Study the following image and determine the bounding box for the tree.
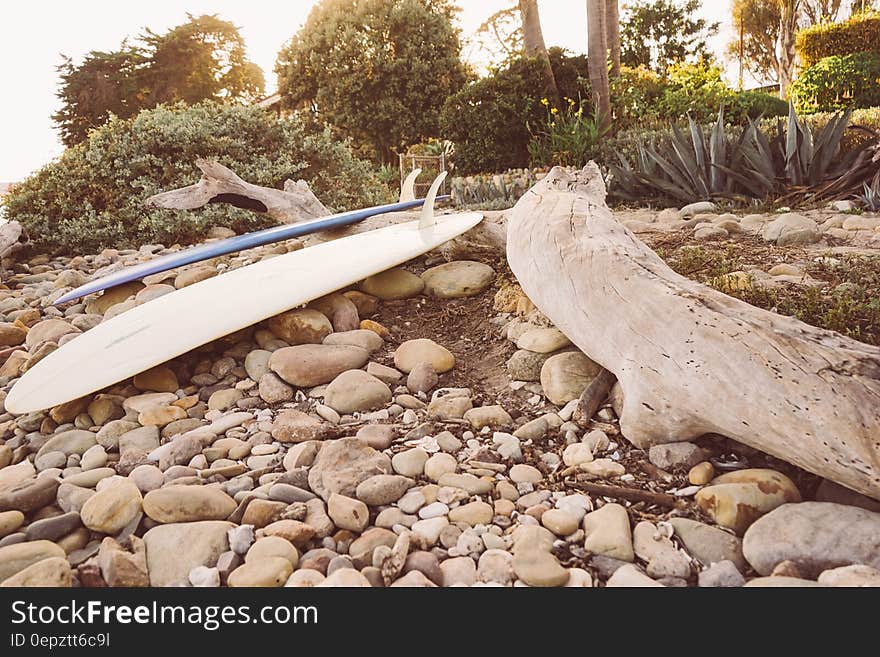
[587,0,612,129]
[53,14,264,146]
[778,0,802,97]
[728,0,859,90]
[470,6,522,65]
[620,0,719,74]
[276,0,467,163]
[606,1,621,77]
[138,14,264,107]
[53,48,146,147]
[519,0,560,105]
[728,0,782,85]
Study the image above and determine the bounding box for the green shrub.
[791,52,880,114]
[440,48,589,174]
[796,11,880,68]
[611,62,786,130]
[2,102,389,255]
[527,100,609,167]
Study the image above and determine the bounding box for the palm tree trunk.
[605,0,621,78]
[519,0,560,106]
[778,0,800,98]
[587,0,611,129]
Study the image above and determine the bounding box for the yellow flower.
[550,107,558,115]
[541,97,549,106]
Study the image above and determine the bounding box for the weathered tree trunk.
[506,164,880,500]
[586,0,611,130]
[145,159,329,223]
[0,221,24,267]
[777,0,800,97]
[605,0,621,78]
[519,0,560,107]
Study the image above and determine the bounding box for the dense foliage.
[620,0,719,74]
[790,51,880,113]
[275,0,467,163]
[53,14,264,146]
[611,62,787,128]
[796,10,880,67]
[3,103,387,255]
[439,49,589,174]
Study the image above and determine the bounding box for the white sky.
[0,1,730,182]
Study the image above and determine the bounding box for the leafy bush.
[527,99,609,167]
[611,62,786,129]
[796,10,880,68]
[790,52,880,114]
[440,49,589,174]
[2,102,389,255]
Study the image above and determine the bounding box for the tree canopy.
[275,0,467,163]
[620,0,719,74]
[53,14,264,146]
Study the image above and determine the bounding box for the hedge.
[796,11,880,68]
[790,51,880,114]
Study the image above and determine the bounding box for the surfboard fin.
[419,171,448,229]
[399,168,421,203]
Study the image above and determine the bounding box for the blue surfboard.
[53,195,447,306]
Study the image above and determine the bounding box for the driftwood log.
[506,164,880,500]
[0,221,24,268]
[145,159,329,222]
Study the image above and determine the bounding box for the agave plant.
[608,109,768,204]
[860,172,880,211]
[607,103,871,206]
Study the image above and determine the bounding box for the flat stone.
[648,442,707,471]
[0,556,71,587]
[324,369,391,414]
[269,344,369,387]
[583,503,633,561]
[506,349,550,382]
[463,405,512,429]
[143,486,236,523]
[540,352,602,405]
[35,429,96,459]
[817,564,880,587]
[606,564,664,587]
[267,308,332,345]
[143,521,233,587]
[743,502,880,577]
[323,329,383,353]
[477,549,513,585]
[0,540,65,585]
[0,510,25,538]
[355,474,414,506]
[271,409,327,443]
[421,260,494,298]
[360,268,424,300]
[80,479,143,534]
[394,339,454,374]
[25,511,81,542]
[355,424,396,450]
[669,517,746,571]
[441,555,477,586]
[0,476,58,513]
[307,438,392,501]
[696,469,801,534]
[698,560,746,587]
[392,448,429,477]
[516,327,571,353]
[228,557,292,587]
[448,501,493,526]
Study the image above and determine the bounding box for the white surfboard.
[6,198,482,414]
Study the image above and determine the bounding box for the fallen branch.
[568,481,681,508]
[507,164,880,500]
[145,159,329,223]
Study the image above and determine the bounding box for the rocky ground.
[0,205,879,588]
